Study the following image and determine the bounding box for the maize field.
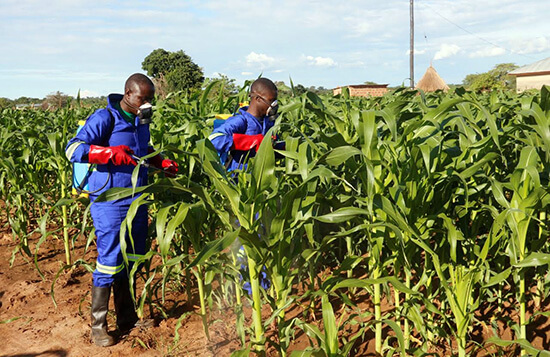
[2,82,550,356]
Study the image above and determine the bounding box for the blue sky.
[1,0,549,99]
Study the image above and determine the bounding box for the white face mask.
[266,100,279,121]
[137,103,153,124]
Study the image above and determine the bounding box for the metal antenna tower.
[410,0,414,88]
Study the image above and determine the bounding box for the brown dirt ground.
[1,213,550,356]
[0,225,244,357]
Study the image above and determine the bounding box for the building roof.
[333,84,388,89]
[510,57,550,76]
[415,65,449,92]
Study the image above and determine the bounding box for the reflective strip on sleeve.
[96,262,125,275]
[208,133,225,141]
[127,253,144,263]
[65,141,86,161]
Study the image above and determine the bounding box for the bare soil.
[0,225,243,357]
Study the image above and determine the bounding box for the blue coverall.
[208,106,275,171]
[66,94,150,288]
[208,106,275,293]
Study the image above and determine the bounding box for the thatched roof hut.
[416,65,449,92]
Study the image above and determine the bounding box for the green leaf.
[329,277,419,296]
[252,127,276,194]
[458,152,500,180]
[383,319,406,356]
[188,229,240,268]
[314,207,369,223]
[322,294,338,356]
[483,267,512,288]
[322,146,362,166]
[514,252,550,268]
[487,337,550,356]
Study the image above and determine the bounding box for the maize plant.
[7,84,550,355]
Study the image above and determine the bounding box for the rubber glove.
[232,133,264,151]
[88,145,136,166]
[148,149,178,176]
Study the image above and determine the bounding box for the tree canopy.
[142,49,204,95]
[44,91,71,110]
[463,63,519,92]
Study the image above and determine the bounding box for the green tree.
[202,74,239,102]
[43,91,71,110]
[463,63,519,92]
[0,97,13,109]
[308,86,331,95]
[293,84,307,96]
[14,97,41,105]
[275,81,292,96]
[80,96,108,108]
[142,49,204,95]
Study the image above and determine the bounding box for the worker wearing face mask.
[65,73,177,346]
[208,77,284,295]
[208,77,283,172]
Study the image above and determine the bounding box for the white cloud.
[306,56,337,67]
[2,0,550,97]
[342,61,365,68]
[245,52,277,70]
[434,44,461,60]
[512,36,550,55]
[79,89,99,98]
[469,47,506,58]
[349,21,372,37]
[406,49,427,55]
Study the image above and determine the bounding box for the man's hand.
[88,145,137,166]
[148,150,178,177]
[159,159,178,176]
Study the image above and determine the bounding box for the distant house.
[415,65,449,92]
[15,103,42,110]
[333,84,388,97]
[509,57,550,92]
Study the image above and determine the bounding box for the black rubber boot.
[113,278,139,334]
[91,285,116,347]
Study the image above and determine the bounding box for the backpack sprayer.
[72,120,104,198]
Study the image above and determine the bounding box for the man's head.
[248,78,278,120]
[121,73,155,121]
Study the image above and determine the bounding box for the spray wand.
[132,155,179,176]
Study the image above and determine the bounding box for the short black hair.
[125,73,154,92]
[251,77,277,96]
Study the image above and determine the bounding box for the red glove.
[159,159,178,176]
[149,151,178,176]
[232,133,264,151]
[88,145,136,166]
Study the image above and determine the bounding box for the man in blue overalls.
[65,73,177,346]
[208,77,280,171]
[208,77,281,294]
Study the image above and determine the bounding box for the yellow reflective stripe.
[65,141,85,161]
[96,262,125,275]
[208,132,225,141]
[127,254,144,262]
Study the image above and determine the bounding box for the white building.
[509,57,550,92]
